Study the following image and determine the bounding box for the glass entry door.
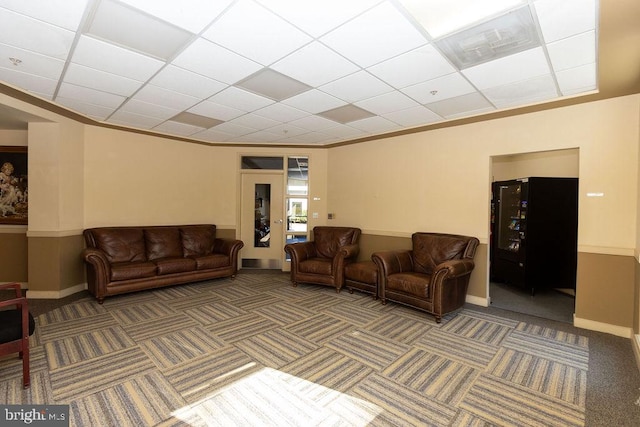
[240,173,284,269]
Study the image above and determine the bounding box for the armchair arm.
[284,241,317,263]
[433,259,476,279]
[371,250,413,276]
[0,282,22,296]
[338,243,360,260]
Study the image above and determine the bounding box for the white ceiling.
[0,0,598,145]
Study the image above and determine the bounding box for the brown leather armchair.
[372,232,479,323]
[284,226,361,292]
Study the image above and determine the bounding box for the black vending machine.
[490,177,578,295]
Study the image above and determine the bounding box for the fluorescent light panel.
[318,104,375,124]
[235,68,312,101]
[170,112,224,128]
[87,0,193,60]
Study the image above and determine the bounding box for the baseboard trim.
[466,294,489,307]
[633,335,640,374]
[573,316,633,338]
[27,282,87,300]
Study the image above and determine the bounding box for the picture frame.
[0,146,28,225]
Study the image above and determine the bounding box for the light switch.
[312,212,318,219]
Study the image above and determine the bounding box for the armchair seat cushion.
[299,258,332,275]
[387,273,431,296]
[154,257,197,275]
[111,261,157,281]
[192,254,229,270]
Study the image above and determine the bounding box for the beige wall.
[492,148,579,181]
[327,94,640,331]
[0,90,639,335]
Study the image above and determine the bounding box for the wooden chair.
[0,282,35,388]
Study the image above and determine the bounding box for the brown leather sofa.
[82,225,243,303]
[372,232,479,323]
[284,226,361,292]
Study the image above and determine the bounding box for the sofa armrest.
[284,241,317,263]
[213,238,244,257]
[371,250,413,277]
[82,248,112,300]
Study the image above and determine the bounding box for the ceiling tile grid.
[0,0,598,145]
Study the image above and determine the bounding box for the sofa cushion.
[145,228,183,260]
[192,254,229,270]
[387,272,431,296]
[412,234,468,274]
[181,225,216,257]
[93,228,146,263]
[299,258,332,275]
[111,261,157,281]
[154,257,197,275]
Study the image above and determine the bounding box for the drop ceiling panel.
[367,44,456,89]
[63,63,143,97]
[253,103,308,122]
[398,0,526,38]
[120,98,181,120]
[0,0,89,30]
[57,82,126,108]
[153,120,205,136]
[547,31,596,72]
[209,86,274,112]
[71,35,164,82]
[55,96,115,120]
[556,63,597,95]
[132,85,200,111]
[202,0,312,66]
[172,38,261,84]
[401,72,477,104]
[320,71,394,103]
[282,89,347,114]
[188,100,244,121]
[425,92,494,119]
[150,66,226,99]
[0,43,64,80]
[462,47,550,90]
[119,0,233,33]
[271,42,360,87]
[483,74,558,108]
[0,0,600,146]
[382,105,442,127]
[107,110,165,129]
[0,7,75,59]
[355,90,420,115]
[534,0,597,43]
[0,67,57,97]
[320,2,428,68]
[256,0,381,38]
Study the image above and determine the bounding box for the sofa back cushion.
[181,225,216,257]
[313,226,361,259]
[145,227,183,260]
[91,228,146,263]
[412,233,470,274]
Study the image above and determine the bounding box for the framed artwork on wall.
[0,146,27,225]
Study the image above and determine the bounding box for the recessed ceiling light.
[235,68,312,101]
[317,104,375,124]
[170,112,224,128]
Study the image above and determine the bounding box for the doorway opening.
[489,149,579,323]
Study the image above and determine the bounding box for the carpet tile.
[0,273,590,426]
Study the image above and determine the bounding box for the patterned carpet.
[0,272,588,426]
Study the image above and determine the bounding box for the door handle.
[273,219,283,224]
